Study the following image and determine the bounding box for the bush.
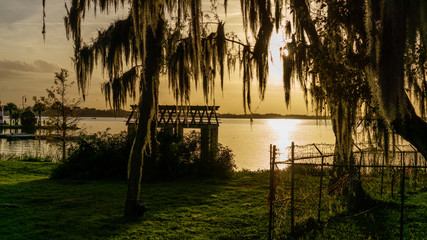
[51,131,132,180]
[157,130,199,178]
[158,130,236,179]
[52,130,235,180]
[213,143,236,177]
[20,108,36,133]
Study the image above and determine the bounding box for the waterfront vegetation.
[1,158,426,239]
[52,131,235,181]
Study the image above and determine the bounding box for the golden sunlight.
[268,118,301,155]
[268,29,286,84]
[269,29,286,61]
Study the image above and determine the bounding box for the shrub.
[52,130,235,180]
[211,143,236,178]
[158,130,236,179]
[51,131,132,180]
[20,108,36,133]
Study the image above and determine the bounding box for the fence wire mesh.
[268,143,427,239]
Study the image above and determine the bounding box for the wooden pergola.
[127,105,220,162]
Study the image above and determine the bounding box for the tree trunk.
[142,113,158,182]
[124,92,154,217]
[374,0,427,159]
[142,79,159,182]
[62,116,66,162]
[289,0,371,206]
[123,18,164,218]
[62,131,66,161]
[330,100,355,175]
[391,95,427,159]
[329,99,370,209]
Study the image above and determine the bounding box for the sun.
[270,28,286,61]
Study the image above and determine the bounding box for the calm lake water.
[0,117,335,170]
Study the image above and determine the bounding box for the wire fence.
[268,143,427,240]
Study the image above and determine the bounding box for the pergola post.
[164,125,174,136]
[176,125,184,139]
[201,126,210,164]
[127,122,137,137]
[209,126,218,162]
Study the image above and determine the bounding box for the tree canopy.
[238,0,427,159]
[42,0,427,215]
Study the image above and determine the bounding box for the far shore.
[218,113,330,120]
[1,111,329,120]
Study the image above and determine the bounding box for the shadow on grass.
[0,171,271,239]
[0,177,228,239]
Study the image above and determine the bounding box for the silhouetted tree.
[237,0,373,205]
[44,69,80,161]
[32,97,46,126]
[237,0,427,206]
[44,0,230,217]
[20,108,37,133]
[10,109,21,126]
[4,103,17,125]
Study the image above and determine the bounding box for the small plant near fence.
[268,143,427,239]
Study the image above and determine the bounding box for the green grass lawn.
[0,160,426,239]
[0,160,270,239]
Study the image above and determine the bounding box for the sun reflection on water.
[268,119,301,162]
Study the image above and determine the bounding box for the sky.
[0,0,312,114]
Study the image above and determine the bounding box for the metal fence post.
[414,152,418,189]
[353,144,362,175]
[268,144,275,240]
[318,156,324,222]
[400,152,405,240]
[391,172,395,199]
[409,145,418,189]
[313,144,324,223]
[381,152,385,197]
[290,142,295,234]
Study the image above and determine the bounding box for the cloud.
[0,59,61,73]
[0,0,40,25]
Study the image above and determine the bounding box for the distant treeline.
[75,107,132,118]
[34,107,131,118]
[2,107,131,118]
[3,105,330,119]
[217,113,330,119]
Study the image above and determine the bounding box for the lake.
[0,117,335,170]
